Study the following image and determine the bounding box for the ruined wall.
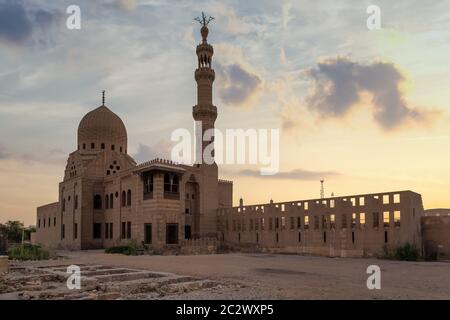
[422,216,450,260]
[218,191,424,258]
[35,202,59,248]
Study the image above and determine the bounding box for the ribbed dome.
[77,105,127,153]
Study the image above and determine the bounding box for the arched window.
[93,194,102,209]
[105,195,109,209]
[111,144,115,151]
[127,189,131,206]
[75,195,78,210]
[121,191,126,207]
[91,143,95,149]
[164,173,171,192]
[101,143,105,149]
[109,193,114,209]
[120,147,123,153]
[172,175,179,193]
[83,143,86,149]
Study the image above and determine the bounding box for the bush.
[7,243,49,261]
[394,243,419,261]
[105,240,143,256]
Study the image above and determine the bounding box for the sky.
[0,0,450,225]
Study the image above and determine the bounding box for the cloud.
[281,1,294,30]
[116,0,137,12]
[0,0,61,46]
[133,140,174,164]
[305,57,435,130]
[236,168,339,180]
[0,0,32,44]
[216,63,262,107]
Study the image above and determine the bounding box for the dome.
[77,105,127,153]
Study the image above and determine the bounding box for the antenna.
[320,180,325,199]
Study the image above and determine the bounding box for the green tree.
[0,221,24,243]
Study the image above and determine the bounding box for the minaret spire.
[102,90,105,106]
[193,12,217,165]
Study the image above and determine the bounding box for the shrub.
[105,240,142,256]
[394,243,419,261]
[7,244,49,261]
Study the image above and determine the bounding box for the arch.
[93,194,102,209]
[121,190,126,207]
[127,189,131,206]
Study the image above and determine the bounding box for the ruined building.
[35,20,429,258]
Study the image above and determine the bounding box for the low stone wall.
[0,256,8,274]
[422,216,450,260]
[180,238,218,255]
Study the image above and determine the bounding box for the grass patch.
[382,243,420,261]
[7,244,49,261]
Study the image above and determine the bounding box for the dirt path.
[22,251,450,299]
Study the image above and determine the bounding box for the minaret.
[193,12,219,238]
[193,12,217,165]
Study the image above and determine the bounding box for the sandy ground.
[17,251,450,300]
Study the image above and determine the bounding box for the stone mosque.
[35,16,440,258]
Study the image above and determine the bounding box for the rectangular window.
[275,218,279,229]
[74,223,78,240]
[269,218,273,230]
[351,213,357,228]
[261,218,265,230]
[54,217,56,226]
[383,211,390,227]
[330,214,335,228]
[281,217,286,230]
[384,230,388,243]
[127,221,131,239]
[144,223,152,244]
[110,223,113,239]
[394,211,401,227]
[61,224,65,239]
[304,202,309,211]
[341,214,347,228]
[360,213,366,227]
[93,223,102,239]
[383,195,390,204]
[330,199,335,208]
[304,216,309,229]
[290,217,295,230]
[105,223,109,239]
[373,212,379,228]
[323,232,326,243]
[121,222,126,239]
[394,194,400,204]
[322,215,327,229]
[297,216,301,229]
[298,232,301,243]
[359,197,365,206]
[255,219,259,231]
[166,223,178,244]
[352,231,355,244]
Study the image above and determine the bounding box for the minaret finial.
[194,12,214,27]
[102,90,105,106]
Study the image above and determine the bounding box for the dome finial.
[102,90,105,106]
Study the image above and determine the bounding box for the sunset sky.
[1,0,450,225]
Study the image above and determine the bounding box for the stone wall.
[422,216,450,260]
[218,191,424,258]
